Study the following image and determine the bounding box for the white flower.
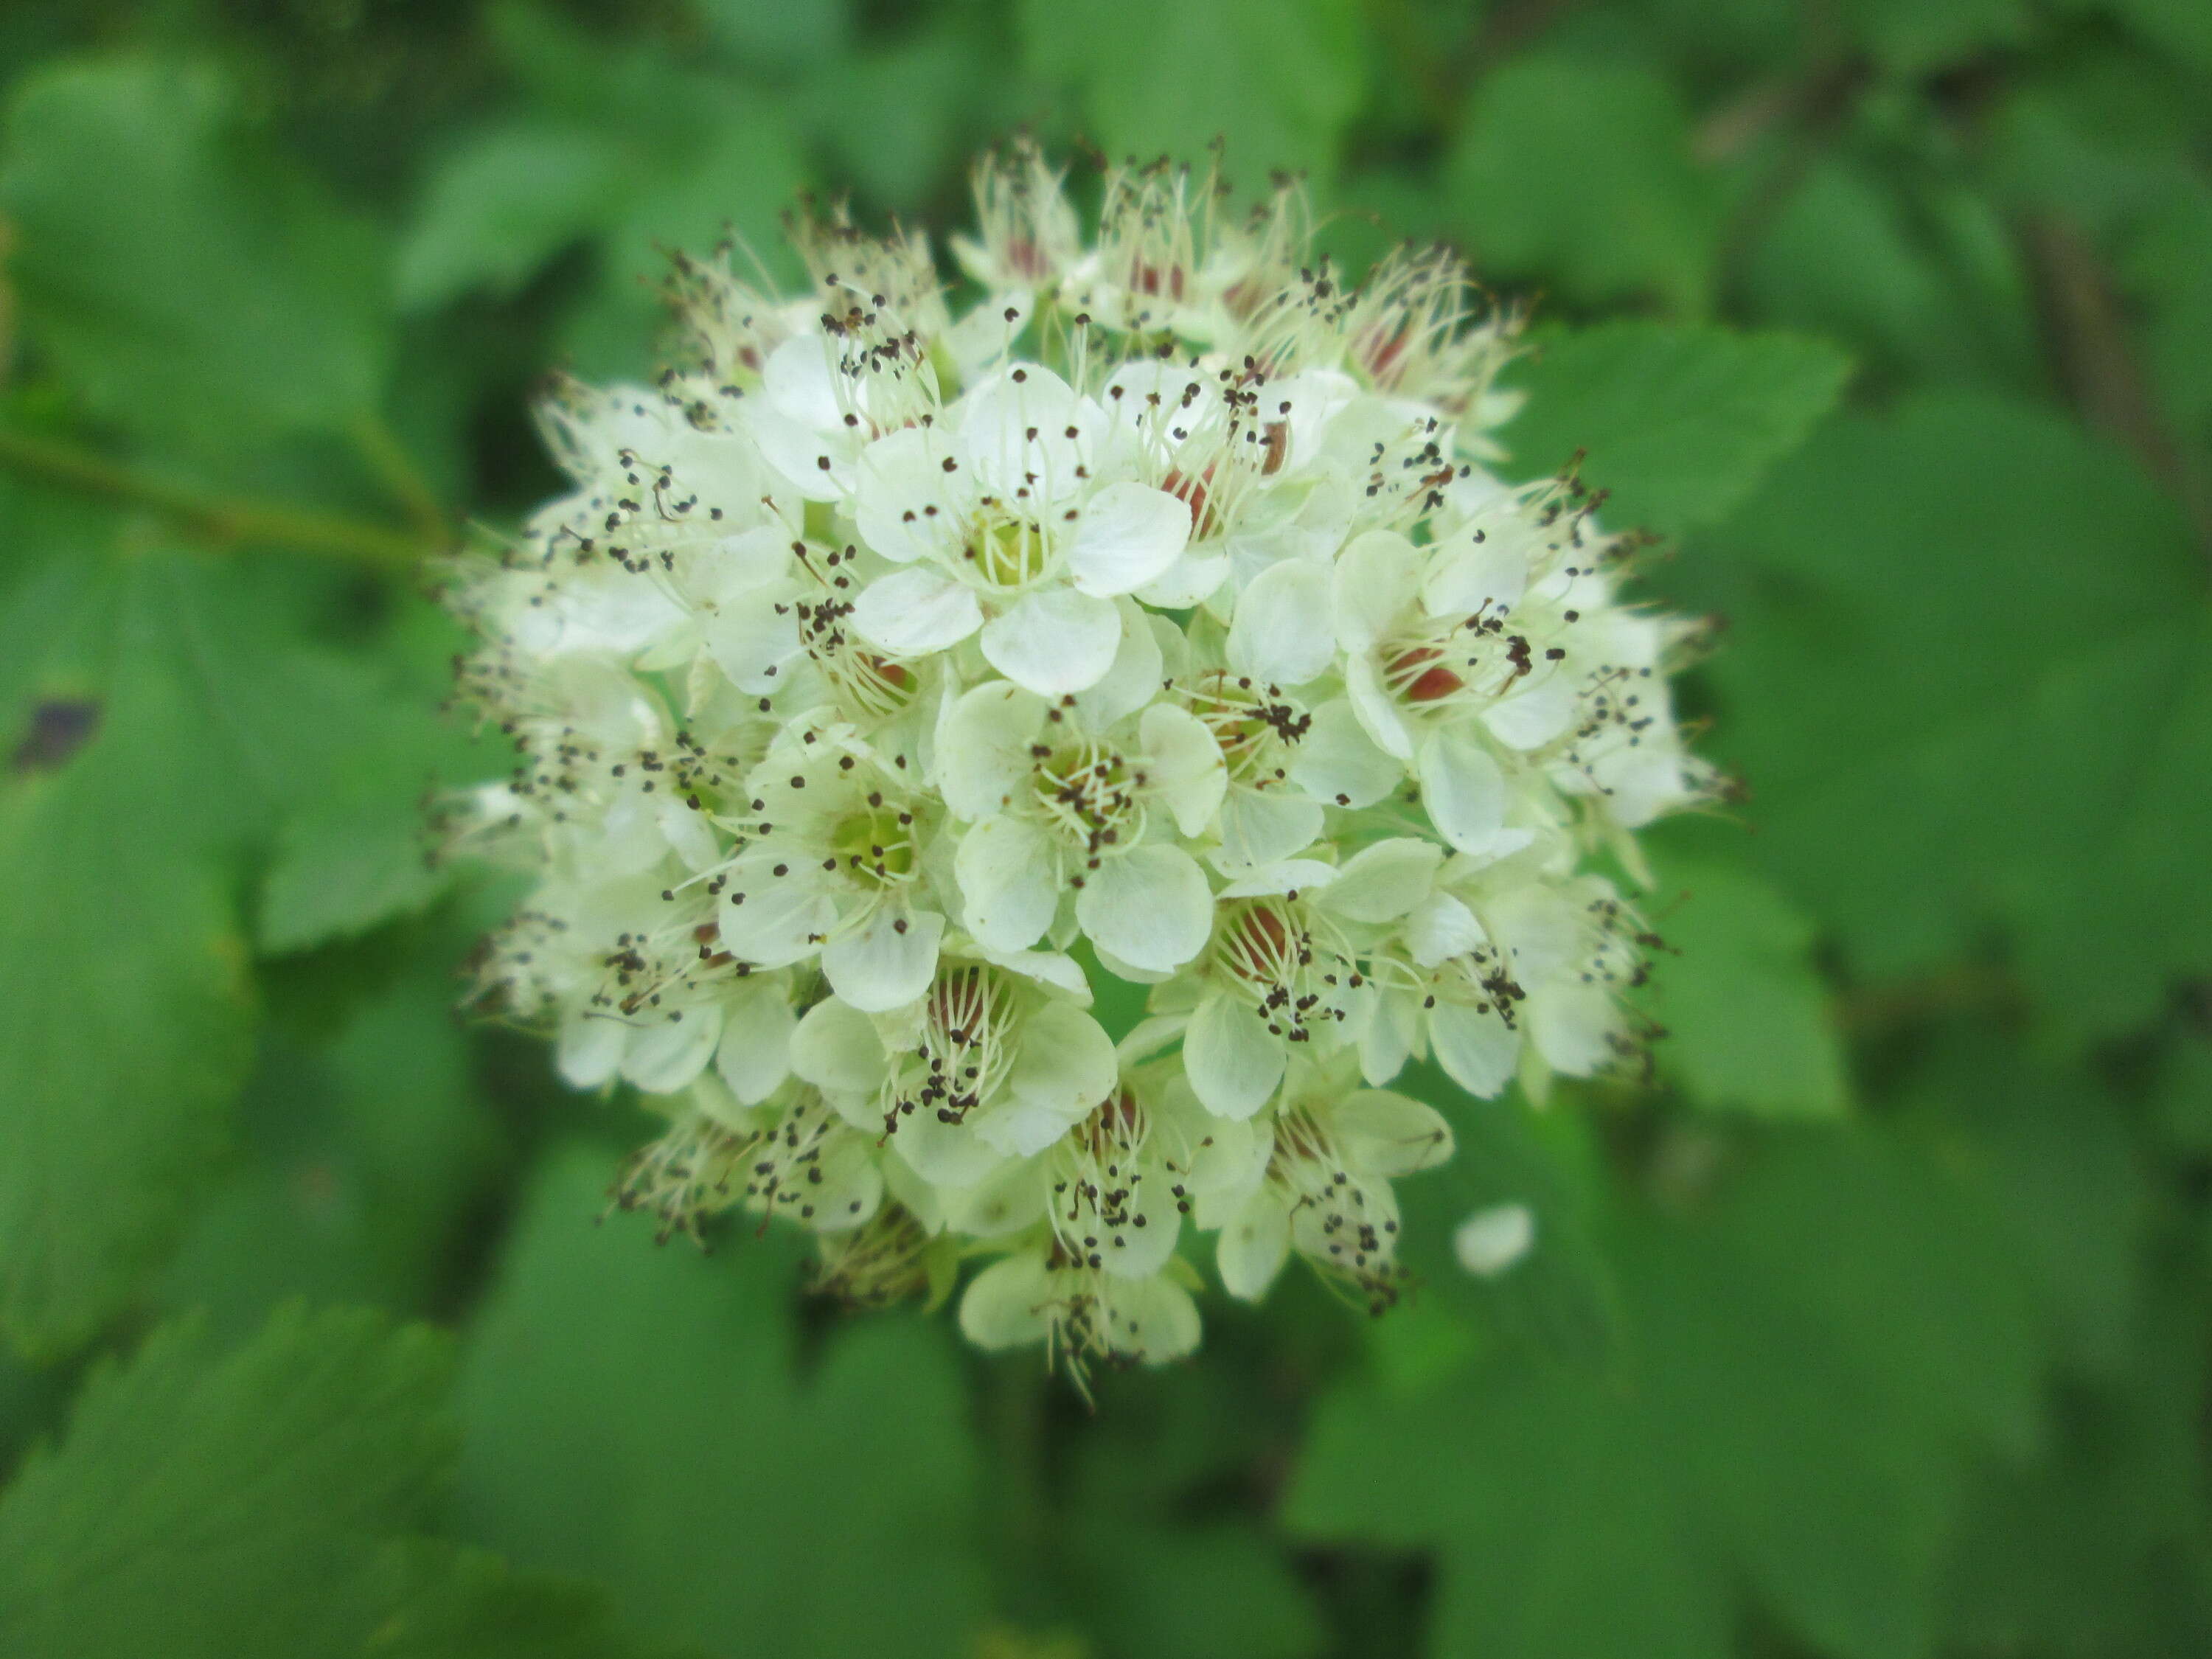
[446,150,1714,1373]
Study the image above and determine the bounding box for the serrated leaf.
[397,122,629,311]
[1639,841,1851,1118]
[1500,322,1851,535]
[1018,0,1366,179]
[0,60,390,441]
[0,1306,451,1656]
[1682,392,2211,1042]
[1287,1125,2056,1659]
[1444,55,1720,315]
[451,1146,987,1659]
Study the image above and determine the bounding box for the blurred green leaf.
[1446,55,1719,316]
[0,1302,675,1657]
[1392,1064,1624,1372]
[1290,1127,2053,1659]
[452,1147,988,1659]
[397,122,629,311]
[1686,392,2211,1041]
[1640,841,1851,1118]
[1500,321,1851,535]
[0,1305,449,1655]
[0,60,391,442]
[0,553,255,1357]
[1840,0,2031,74]
[1019,0,1366,178]
[157,977,503,1338]
[1068,1522,1322,1659]
[693,0,852,71]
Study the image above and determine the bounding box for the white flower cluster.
[447,150,1711,1378]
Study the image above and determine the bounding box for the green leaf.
[1499,321,1851,535]
[1288,1126,2054,1659]
[1638,839,1851,1118]
[0,60,390,442]
[0,1306,451,1655]
[156,976,504,1338]
[0,554,256,1356]
[1444,55,1719,316]
[1683,392,2212,1042]
[0,541,480,1352]
[451,1146,988,1659]
[397,122,629,310]
[1018,0,1367,179]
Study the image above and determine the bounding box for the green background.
[1,1,2209,1655]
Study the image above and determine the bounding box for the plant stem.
[0,426,434,572]
[351,412,451,546]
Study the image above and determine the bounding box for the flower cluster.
[445,150,1712,1379]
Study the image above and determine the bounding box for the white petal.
[1074,597,1165,729]
[936,681,1048,819]
[1431,1000,1522,1098]
[1319,837,1442,922]
[555,1011,627,1089]
[1407,893,1486,967]
[956,365,1086,498]
[720,857,840,966]
[1419,729,1512,855]
[1228,557,1335,686]
[1134,548,1229,608]
[1216,788,1324,869]
[1360,989,1419,1086]
[700,588,801,693]
[959,1251,1057,1349]
[851,567,984,655]
[1484,672,1579,750]
[1099,1272,1200,1362]
[955,817,1061,953]
[1217,858,1339,898]
[1217,1194,1291,1301]
[854,425,960,563]
[1344,651,1414,761]
[890,1107,1009,1187]
[1004,1001,1119,1136]
[1077,846,1214,973]
[1183,992,1285,1120]
[821,904,945,1012]
[1455,1203,1537,1277]
[1330,529,1419,650]
[1528,979,1624,1078]
[1138,703,1228,835]
[1424,534,1528,618]
[980,585,1124,695]
[622,1004,723,1094]
[714,982,796,1104]
[1332,1089,1454,1175]
[1289,699,1404,807]
[1067,481,1192,596]
[942,1158,1051,1237]
[789,995,888,1096]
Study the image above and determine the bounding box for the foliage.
[0,1,2206,1655]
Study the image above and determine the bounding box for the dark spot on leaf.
[11,698,101,775]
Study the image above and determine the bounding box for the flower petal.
[1319,837,1442,922]
[1330,529,1419,650]
[955,816,1062,953]
[1431,999,1522,1097]
[851,566,984,655]
[1216,1194,1291,1301]
[1228,557,1335,686]
[622,1004,723,1095]
[1077,846,1214,972]
[790,995,889,1096]
[1289,699,1404,807]
[1138,703,1228,835]
[855,425,960,563]
[1183,991,1284,1120]
[821,903,945,1012]
[936,680,1048,819]
[980,585,1124,695]
[959,1250,1057,1349]
[1067,481,1192,596]
[1418,729,1512,855]
[1217,787,1324,869]
[714,981,796,1104]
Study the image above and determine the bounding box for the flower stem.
[0,425,434,572]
